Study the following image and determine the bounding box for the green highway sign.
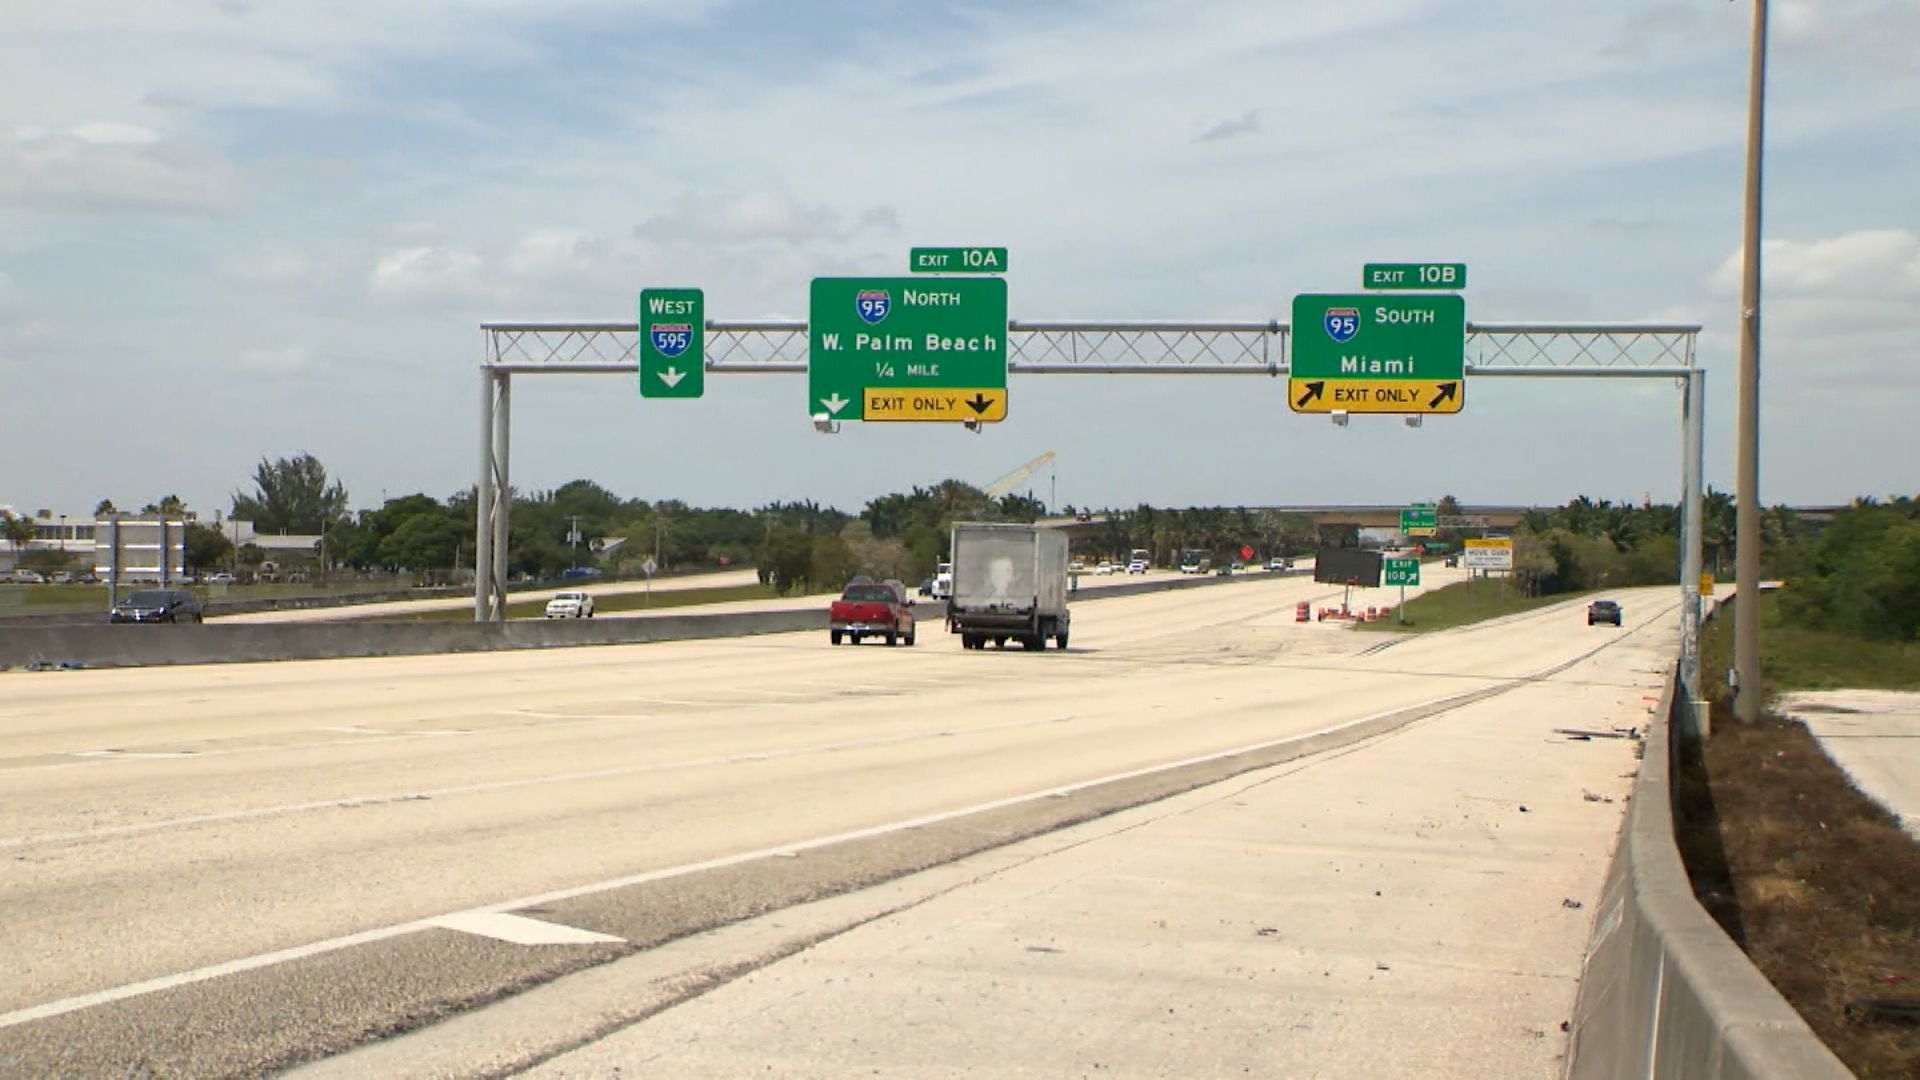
[1364,263,1466,291]
[808,277,1008,423]
[911,247,1008,274]
[639,288,703,399]
[1288,293,1466,415]
[1401,505,1437,532]
[1384,558,1421,587]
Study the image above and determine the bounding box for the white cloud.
[1706,229,1920,389]
[70,121,161,146]
[1195,110,1261,144]
[0,125,236,213]
[501,229,603,279]
[224,251,315,289]
[634,191,899,248]
[369,245,487,302]
[235,346,313,372]
[1710,229,1920,296]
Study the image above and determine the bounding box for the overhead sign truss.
[483,320,1696,375]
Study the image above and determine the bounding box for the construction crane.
[983,451,1055,503]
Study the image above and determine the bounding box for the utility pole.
[567,514,583,568]
[1735,0,1769,723]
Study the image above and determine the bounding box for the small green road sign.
[1289,294,1466,415]
[1363,263,1467,291]
[910,247,1008,274]
[1401,506,1437,532]
[808,277,1008,423]
[1384,558,1421,587]
[640,288,703,399]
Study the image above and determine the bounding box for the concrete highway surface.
[0,570,1676,1076]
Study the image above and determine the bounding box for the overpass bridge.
[1037,505,1533,545]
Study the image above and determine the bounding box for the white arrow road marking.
[820,393,848,414]
[658,367,685,388]
[431,912,625,946]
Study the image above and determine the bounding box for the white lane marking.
[508,710,656,721]
[0,712,1079,852]
[67,751,196,760]
[0,677,1508,1033]
[431,912,624,946]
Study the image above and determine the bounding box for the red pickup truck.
[829,580,916,646]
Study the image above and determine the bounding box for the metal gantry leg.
[475,369,512,622]
[475,368,495,622]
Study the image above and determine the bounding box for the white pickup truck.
[544,590,595,618]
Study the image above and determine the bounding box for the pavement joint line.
[0,668,1539,1035]
[0,711,1088,853]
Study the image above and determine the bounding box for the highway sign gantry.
[808,276,1008,423]
[911,247,1008,274]
[1383,558,1421,587]
[1288,294,1466,415]
[1363,263,1466,291]
[639,288,703,399]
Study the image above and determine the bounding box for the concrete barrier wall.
[0,609,825,671]
[1565,672,1850,1079]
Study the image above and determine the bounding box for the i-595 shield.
[650,323,692,357]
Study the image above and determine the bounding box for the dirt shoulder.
[1676,597,1920,1077]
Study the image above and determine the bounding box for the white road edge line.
[0,677,1506,1033]
[429,913,625,947]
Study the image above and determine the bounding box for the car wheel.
[830,630,842,645]
[1055,632,1068,649]
[885,631,898,647]
[905,630,916,647]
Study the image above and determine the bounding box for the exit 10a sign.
[911,247,1007,274]
[1364,263,1466,291]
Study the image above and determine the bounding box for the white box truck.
[947,522,1071,650]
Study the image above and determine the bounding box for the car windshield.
[554,592,585,601]
[124,591,169,606]
[841,585,894,602]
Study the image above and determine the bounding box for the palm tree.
[2,511,35,559]
[1702,488,1736,576]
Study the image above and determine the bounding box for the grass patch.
[1352,579,1582,633]
[1700,591,1920,692]
[0,579,438,613]
[1673,595,1920,1076]
[376,582,783,622]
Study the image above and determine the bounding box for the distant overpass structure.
[1037,505,1533,542]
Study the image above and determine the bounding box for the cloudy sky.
[2,0,1916,521]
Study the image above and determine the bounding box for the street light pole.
[1734,0,1769,722]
